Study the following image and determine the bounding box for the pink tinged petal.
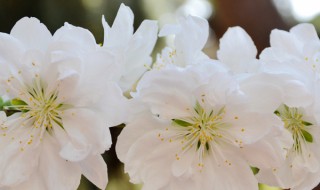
[217,26,258,73]
[116,112,164,162]
[171,149,196,177]
[282,80,313,107]
[79,155,108,190]
[39,135,81,190]
[60,108,111,162]
[205,151,259,190]
[140,157,172,190]
[168,177,198,190]
[9,172,46,190]
[240,76,284,113]
[226,111,280,144]
[140,136,179,189]
[10,17,52,51]
[291,170,320,190]
[124,130,164,183]
[59,142,91,162]
[256,168,288,188]
[100,82,129,126]
[103,3,134,48]
[290,23,319,43]
[241,127,293,169]
[0,130,40,186]
[136,69,197,119]
[56,66,80,103]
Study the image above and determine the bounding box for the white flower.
[116,62,289,190]
[0,17,127,190]
[102,3,158,92]
[154,15,210,69]
[255,24,320,190]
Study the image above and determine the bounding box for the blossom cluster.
[0,3,320,190]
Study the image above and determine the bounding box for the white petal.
[99,82,129,126]
[103,3,133,48]
[0,129,40,186]
[79,155,108,189]
[204,150,259,190]
[0,33,23,65]
[290,23,319,43]
[136,68,197,119]
[39,135,81,190]
[124,130,163,182]
[269,29,302,56]
[242,126,293,169]
[10,17,52,51]
[53,22,96,49]
[217,26,258,73]
[9,172,46,190]
[175,16,209,66]
[119,20,158,91]
[171,149,196,177]
[239,73,284,113]
[60,108,111,161]
[116,112,164,162]
[282,80,313,107]
[159,24,180,37]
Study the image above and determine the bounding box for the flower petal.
[79,155,108,189]
[217,26,258,73]
[103,3,133,48]
[39,135,81,190]
[10,17,52,51]
[60,108,111,161]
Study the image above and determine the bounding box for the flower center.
[5,79,65,134]
[275,104,313,154]
[159,101,232,169]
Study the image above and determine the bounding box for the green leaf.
[301,120,313,126]
[11,98,27,106]
[301,129,313,143]
[172,119,192,127]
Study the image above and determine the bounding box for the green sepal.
[301,120,313,126]
[274,110,280,116]
[172,119,192,127]
[11,98,27,106]
[301,129,313,143]
[251,166,260,175]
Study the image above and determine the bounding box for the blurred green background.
[1,0,320,189]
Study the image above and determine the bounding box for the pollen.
[170,101,228,169]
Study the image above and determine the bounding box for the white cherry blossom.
[0,17,127,190]
[116,62,290,190]
[256,24,320,190]
[102,3,158,93]
[154,15,210,69]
